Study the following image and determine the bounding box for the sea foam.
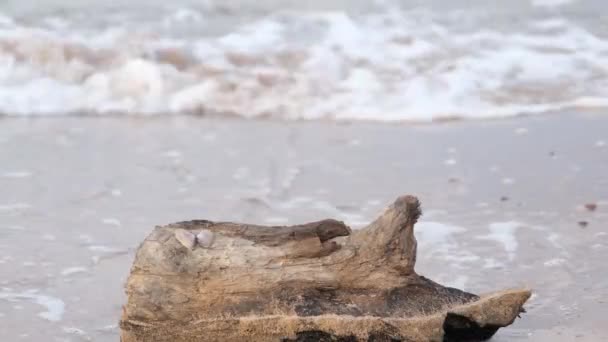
[0,4,607,121]
[0,290,65,322]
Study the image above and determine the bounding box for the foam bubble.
[87,245,124,253]
[477,221,520,261]
[502,178,516,185]
[0,171,32,178]
[444,158,457,166]
[101,218,121,226]
[416,221,466,245]
[415,221,481,266]
[483,258,504,269]
[62,326,89,338]
[0,290,65,322]
[0,203,31,212]
[544,258,567,267]
[60,267,88,276]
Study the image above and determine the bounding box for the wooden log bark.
[120,195,530,342]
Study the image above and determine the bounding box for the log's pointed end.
[352,195,422,275]
[362,195,422,236]
[443,288,532,341]
[391,195,422,225]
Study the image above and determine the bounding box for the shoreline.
[2,108,608,126]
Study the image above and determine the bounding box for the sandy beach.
[1,112,607,341]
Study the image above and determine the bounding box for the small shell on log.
[174,229,196,250]
[196,230,215,248]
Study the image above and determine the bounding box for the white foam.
[544,258,566,267]
[502,178,516,185]
[79,234,94,243]
[0,203,31,211]
[415,221,482,266]
[60,267,88,276]
[546,232,559,245]
[483,258,504,269]
[477,221,520,261]
[0,290,65,322]
[101,218,121,226]
[232,167,251,180]
[87,245,123,253]
[62,326,88,337]
[0,171,32,178]
[531,0,576,8]
[416,221,466,245]
[444,158,457,166]
[97,324,118,332]
[162,150,182,158]
[0,6,607,121]
[42,234,56,241]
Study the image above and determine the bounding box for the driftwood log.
[120,195,530,341]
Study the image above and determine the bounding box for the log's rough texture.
[120,195,531,342]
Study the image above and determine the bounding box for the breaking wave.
[1,3,607,121]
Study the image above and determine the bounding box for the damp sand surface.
[1,112,607,341]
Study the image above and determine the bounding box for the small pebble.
[578,221,589,228]
[584,203,597,212]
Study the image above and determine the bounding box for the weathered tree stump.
[120,195,530,342]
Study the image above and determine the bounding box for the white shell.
[174,229,196,250]
[196,230,215,248]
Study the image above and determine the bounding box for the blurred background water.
[1,0,607,120]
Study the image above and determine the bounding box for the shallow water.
[1,113,607,341]
[1,0,607,120]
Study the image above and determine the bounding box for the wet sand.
[1,113,607,341]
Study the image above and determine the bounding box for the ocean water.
[0,0,607,121]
